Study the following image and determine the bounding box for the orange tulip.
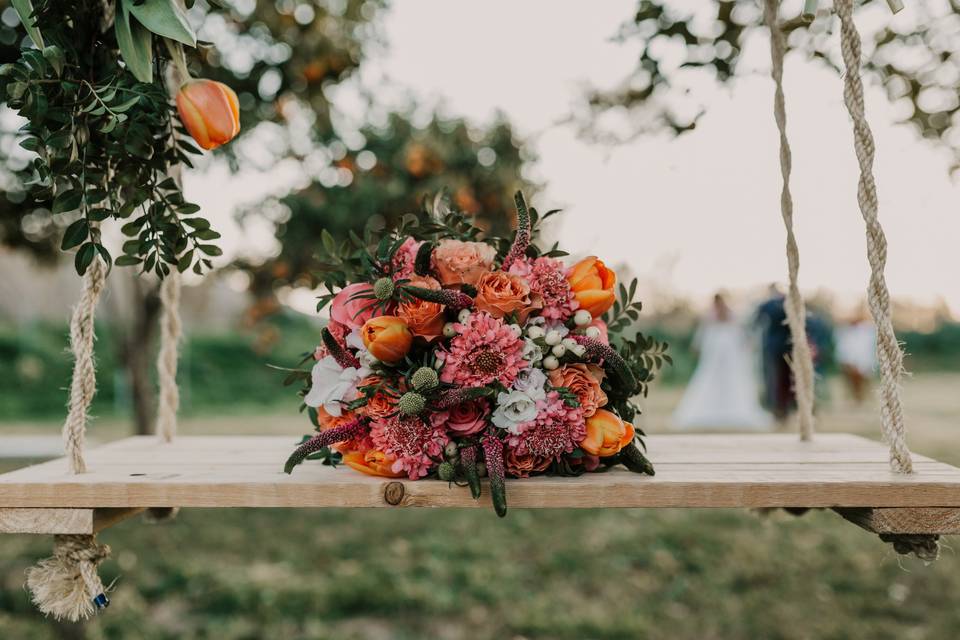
[567,256,616,318]
[579,409,635,457]
[342,449,405,478]
[361,315,413,364]
[175,79,241,150]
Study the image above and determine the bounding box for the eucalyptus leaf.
[127,0,197,47]
[11,0,44,48]
[116,0,154,83]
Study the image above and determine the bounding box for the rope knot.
[26,534,111,621]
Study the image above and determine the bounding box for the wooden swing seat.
[2,433,960,537]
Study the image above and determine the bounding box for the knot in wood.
[383,481,405,506]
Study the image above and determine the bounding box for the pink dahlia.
[440,312,528,387]
[391,236,422,280]
[509,257,578,322]
[370,413,449,479]
[506,390,586,459]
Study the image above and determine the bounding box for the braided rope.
[834,0,912,473]
[156,270,182,443]
[63,258,106,474]
[764,0,817,441]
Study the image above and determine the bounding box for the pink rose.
[444,399,489,436]
[432,239,498,286]
[330,283,378,330]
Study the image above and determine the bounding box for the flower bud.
[542,355,559,370]
[175,79,241,150]
[411,366,439,391]
[398,391,426,415]
[437,461,455,481]
[361,316,413,364]
[373,277,395,300]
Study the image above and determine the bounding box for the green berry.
[411,366,439,391]
[437,461,455,482]
[398,391,426,415]
[373,277,395,301]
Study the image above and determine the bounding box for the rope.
[764,0,817,441]
[156,270,182,443]
[834,0,913,473]
[25,534,111,622]
[63,257,106,474]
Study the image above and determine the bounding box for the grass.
[1,374,959,639]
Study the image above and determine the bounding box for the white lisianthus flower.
[303,355,370,417]
[521,338,544,366]
[512,367,547,400]
[491,389,540,434]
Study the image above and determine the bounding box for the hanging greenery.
[0,0,233,277]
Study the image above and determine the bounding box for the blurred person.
[836,308,876,404]
[672,293,772,430]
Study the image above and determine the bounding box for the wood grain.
[0,507,143,534]
[0,434,958,510]
[834,507,960,535]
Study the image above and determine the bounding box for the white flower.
[492,389,540,434]
[303,355,369,416]
[521,338,544,365]
[513,367,547,400]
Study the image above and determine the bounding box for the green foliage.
[1,0,215,276]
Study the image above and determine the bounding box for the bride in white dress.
[672,294,773,431]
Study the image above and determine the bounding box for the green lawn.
[2,374,959,639]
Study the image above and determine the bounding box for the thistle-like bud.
[571,334,638,392]
[398,391,426,416]
[434,386,490,409]
[501,191,532,270]
[620,441,655,476]
[373,277,395,300]
[437,461,455,481]
[403,285,473,311]
[411,366,439,391]
[284,419,367,474]
[461,445,482,499]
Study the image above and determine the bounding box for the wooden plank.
[0,507,144,534]
[834,507,960,535]
[0,434,958,510]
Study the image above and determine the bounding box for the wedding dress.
[672,313,773,431]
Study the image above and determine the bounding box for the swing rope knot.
[25,534,112,622]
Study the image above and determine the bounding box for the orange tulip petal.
[576,290,616,317]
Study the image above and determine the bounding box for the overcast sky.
[185,0,960,316]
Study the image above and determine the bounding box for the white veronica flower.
[303,355,370,417]
[491,389,540,434]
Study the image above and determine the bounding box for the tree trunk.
[119,277,162,436]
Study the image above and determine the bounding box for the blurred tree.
[581,0,960,170]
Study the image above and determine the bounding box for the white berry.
[542,355,560,370]
[509,324,523,338]
[526,325,546,339]
[574,310,593,326]
[571,344,587,357]
[457,309,471,323]
[551,344,566,357]
[561,337,578,349]
[544,330,562,346]
[443,322,458,338]
[584,326,601,339]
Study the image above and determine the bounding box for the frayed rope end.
[25,534,111,622]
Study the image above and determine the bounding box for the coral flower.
[474,271,539,322]
[432,239,498,286]
[370,414,450,479]
[440,312,528,387]
[506,391,586,460]
[396,276,446,341]
[356,376,399,420]
[342,449,406,478]
[361,316,413,364]
[175,79,240,150]
[567,256,616,318]
[547,364,607,418]
[508,257,578,322]
[580,409,635,457]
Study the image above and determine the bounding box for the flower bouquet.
[282,192,669,516]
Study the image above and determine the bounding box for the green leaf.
[127,0,197,47]
[197,244,222,256]
[52,189,83,214]
[116,0,154,83]
[74,242,96,275]
[60,219,88,250]
[11,0,44,48]
[115,255,141,267]
[41,45,63,75]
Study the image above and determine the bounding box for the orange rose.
[547,363,608,417]
[397,276,446,341]
[432,239,498,286]
[579,409,635,457]
[357,376,399,420]
[504,447,552,478]
[315,406,357,430]
[567,256,616,318]
[176,79,241,150]
[342,449,405,478]
[474,271,539,322]
[361,316,413,364]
